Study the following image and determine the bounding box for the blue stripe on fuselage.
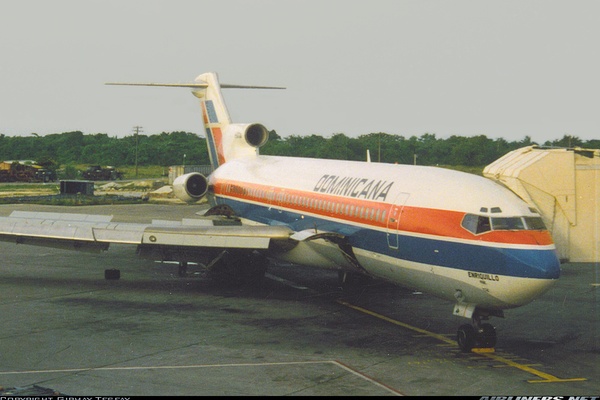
[218,196,561,280]
[205,127,220,170]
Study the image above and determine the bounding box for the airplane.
[0,72,561,352]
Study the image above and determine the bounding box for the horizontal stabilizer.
[105,82,285,90]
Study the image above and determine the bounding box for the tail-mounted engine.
[227,123,269,148]
[245,123,270,148]
[220,123,269,160]
[172,172,209,203]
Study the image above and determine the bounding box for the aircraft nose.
[507,247,561,280]
[501,249,560,307]
[538,249,561,280]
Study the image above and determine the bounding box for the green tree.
[546,135,583,148]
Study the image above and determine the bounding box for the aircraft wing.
[0,211,294,253]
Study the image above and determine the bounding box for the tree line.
[0,131,209,168]
[262,132,600,166]
[0,130,597,171]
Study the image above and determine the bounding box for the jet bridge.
[484,145,600,262]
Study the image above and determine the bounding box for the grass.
[0,183,60,193]
[0,194,146,206]
[111,165,169,179]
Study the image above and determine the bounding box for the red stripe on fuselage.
[214,179,554,246]
[211,127,226,165]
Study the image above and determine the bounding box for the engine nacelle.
[172,172,209,203]
[224,123,270,148]
[243,123,269,148]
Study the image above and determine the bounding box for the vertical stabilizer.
[191,73,231,170]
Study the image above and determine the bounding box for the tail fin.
[106,72,284,169]
[193,72,231,169]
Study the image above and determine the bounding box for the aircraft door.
[386,192,410,249]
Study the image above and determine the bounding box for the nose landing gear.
[457,322,497,352]
[456,311,498,352]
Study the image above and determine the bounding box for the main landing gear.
[456,312,497,352]
[207,250,268,286]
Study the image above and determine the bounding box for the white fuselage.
[207,155,561,312]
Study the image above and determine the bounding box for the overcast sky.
[1,0,598,144]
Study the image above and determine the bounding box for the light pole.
[132,126,143,178]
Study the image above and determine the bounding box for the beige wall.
[572,154,600,262]
[484,146,599,262]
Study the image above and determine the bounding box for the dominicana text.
[313,174,393,201]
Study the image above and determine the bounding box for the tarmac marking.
[470,349,587,383]
[0,360,403,396]
[336,299,456,345]
[336,299,588,384]
[331,360,405,396]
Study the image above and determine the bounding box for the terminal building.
[484,146,599,263]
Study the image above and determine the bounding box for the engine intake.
[172,172,209,203]
[244,123,269,148]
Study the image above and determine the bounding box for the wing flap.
[0,211,294,251]
[9,211,114,223]
[142,225,293,249]
[0,213,147,244]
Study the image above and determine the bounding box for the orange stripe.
[201,102,209,124]
[214,179,554,246]
[214,180,388,229]
[211,127,226,165]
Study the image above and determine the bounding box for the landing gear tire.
[478,323,497,348]
[457,324,477,352]
[457,322,497,352]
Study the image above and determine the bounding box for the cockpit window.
[524,216,546,230]
[461,214,492,234]
[491,217,525,230]
[461,214,547,234]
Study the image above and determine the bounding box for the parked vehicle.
[0,161,57,182]
[81,165,124,181]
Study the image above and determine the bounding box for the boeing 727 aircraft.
[0,72,561,352]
